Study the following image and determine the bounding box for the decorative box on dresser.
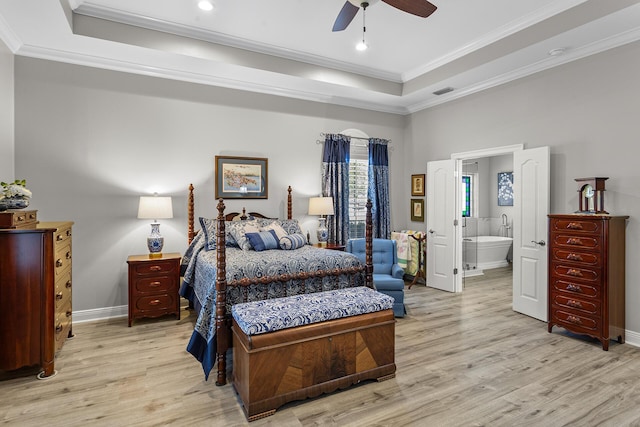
[127,253,181,327]
[0,213,74,378]
[548,214,628,350]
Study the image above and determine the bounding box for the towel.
[391,232,411,269]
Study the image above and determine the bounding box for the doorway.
[426,144,550,321]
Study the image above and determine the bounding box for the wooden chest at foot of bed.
[232,308,396,421]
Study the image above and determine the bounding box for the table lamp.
[308,196,334,246]
[138,194,173,258]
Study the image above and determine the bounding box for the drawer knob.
[17,215,25,222]
[149,281,161,287]
[566,253,583,261]
[56,259,63,267]
[567,315,582,325]
[57,235,63,241]
[66,230,71,237]
[566,299,583,309]
[66,310,72,318]
[55,323,63,333]
[567,222,583,230]
[150,266,162,271]
[566,284,582,293]
[66,251,71,260]
[567,269,583,277]
[149,299,161,306]
[29,213,36,219]
[567,238,583,246]
[66,280,72,288]
[56,292,63,300]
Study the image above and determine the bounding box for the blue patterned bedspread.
[180,234,365,379]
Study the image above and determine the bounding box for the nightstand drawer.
[135,276,175,293]
[132,260,178,276]
[135,294,177,312]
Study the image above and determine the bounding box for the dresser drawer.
[132,260,178,276]
[55,269,73,295]
[0,210,37,228]
[550,233,602,252]
[550,218,602,235]
[551,248,600,266]
[551,293,600,316]
[54,226,72,246]
[55,305,72,352]
[54,242,72,275]
[551,308,600,334]
[134,275,175,293]
[134,294,177,312]
[550,278,600,299]
[551,263,601,284]
[55,284,72,312]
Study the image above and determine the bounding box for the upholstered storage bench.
[231,287,396,421]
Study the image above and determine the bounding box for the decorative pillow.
[261,221,288,240]
[246,230,280,252]
[277,219,303,235]
[279,233,307,250]
[198,217,238,251]
[227,220,260,251]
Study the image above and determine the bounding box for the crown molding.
[401,0,589,82]
[0,12,22,53]
[74,3,403,84]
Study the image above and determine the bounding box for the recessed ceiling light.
[198,1,214,11]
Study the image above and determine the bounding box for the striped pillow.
[279,233,307,250]
[246,230,279,252]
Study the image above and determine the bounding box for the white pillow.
[262,222,288,240]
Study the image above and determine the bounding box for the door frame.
[450,144,524,292]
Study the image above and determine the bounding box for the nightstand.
[313,243,346,251]
[127,253,181,327]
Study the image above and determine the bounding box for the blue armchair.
[346,238,405,317]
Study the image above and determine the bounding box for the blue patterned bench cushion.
[231,287,394,336]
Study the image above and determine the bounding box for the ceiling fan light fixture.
[356,40,368,51]
[355,2,369,51]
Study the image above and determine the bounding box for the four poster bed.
[180,184,374,385]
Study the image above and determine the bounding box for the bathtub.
[463,236,513,271]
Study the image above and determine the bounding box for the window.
[462,175,472,217]
[348,144,368,239]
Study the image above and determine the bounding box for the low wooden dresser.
[127,253,181,326]
[548,214,628,350]
[0,217,74,378]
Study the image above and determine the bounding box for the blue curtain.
[368,138,390,239]
[321,134,350,245]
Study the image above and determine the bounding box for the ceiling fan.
[332,0,437,32]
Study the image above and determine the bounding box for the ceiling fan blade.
[382,0,437,18]
[332,1,360,32]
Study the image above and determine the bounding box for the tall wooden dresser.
[0,212,74,378]
[548,214,628,350]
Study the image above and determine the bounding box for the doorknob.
[429,229,435,234]
[531,240,546,246]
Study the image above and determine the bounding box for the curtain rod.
[316,132,392,146]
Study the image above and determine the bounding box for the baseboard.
[73,305,127,324]
[624,329,640,348]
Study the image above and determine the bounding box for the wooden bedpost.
[188,184,195,244]
[287,186,292,220]
[215,198,228,386]
[365,199,373,289]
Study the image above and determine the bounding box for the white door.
[512,147,550,321]
[426,159,457,292]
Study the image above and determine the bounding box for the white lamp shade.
[308,196,334,216]
[137,196,173,220]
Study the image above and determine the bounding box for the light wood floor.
[2,267,640,426]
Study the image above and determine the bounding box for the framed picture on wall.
[215,155,268,199]
[497,171,513,206]
[411,174,425,196]
[411,198,424,222]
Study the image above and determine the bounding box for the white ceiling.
[1,0,640,114]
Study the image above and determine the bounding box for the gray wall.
[14,57,405,315]
[0,38,13,178]
[406,40,640,338]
